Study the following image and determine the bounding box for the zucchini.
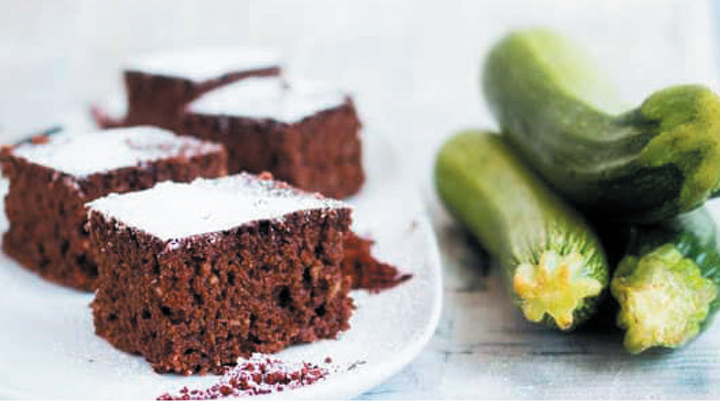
[435,129,609,330]
[482,28,720,223]
[611,207,720,353]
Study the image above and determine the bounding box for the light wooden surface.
[2,0,720,399]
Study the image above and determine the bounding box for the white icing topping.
[12,126,221,177]
[87,173,349,240]
[124,48,281,82]
[187,77,347,123]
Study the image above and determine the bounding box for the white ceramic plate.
[0,125,443,400]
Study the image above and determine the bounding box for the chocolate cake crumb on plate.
[342,232,412,293]
[0,126,226,291]
[86,173,355,375]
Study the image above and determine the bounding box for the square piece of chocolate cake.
[0,126,227,290]
[183,77,364,198]
[115,48,281,131]
[86,173,354,375]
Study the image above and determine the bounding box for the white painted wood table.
[2,0,720,399]
[358,0,720,399]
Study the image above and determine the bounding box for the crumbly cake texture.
[87,173,355,375]
[341,232,412,293]
[183,77,364,198]
[0,127,227,291]
[156,354,329,400]
[100,48,282,131]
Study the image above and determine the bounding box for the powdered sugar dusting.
[156,354,328,400]
[125,48,281,82]
[11,126,222,177]
[188,76,346,123]
[87,173,349,240]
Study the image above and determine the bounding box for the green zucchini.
[482,28,720,223]
[435,129,609,330]
[611,207,720,353]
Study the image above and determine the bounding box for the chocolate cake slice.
[86,173,354,375]
[99,48,281,131]
[0,126,227,291]
[183,77,364,198]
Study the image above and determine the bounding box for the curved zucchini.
[482,28,720,223]
[435,129,609,330]
[611,207,720,353]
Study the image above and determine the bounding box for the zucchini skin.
[435,129,609,330]
[482,28,720,223]
[611,207,720,353]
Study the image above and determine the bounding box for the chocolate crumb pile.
[156,354,328,400]
[342,232,412,293]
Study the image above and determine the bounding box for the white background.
[2,0,720,399]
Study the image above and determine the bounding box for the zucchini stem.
[637,85,720,212]
[611,244,718,353]
[514,250,603,330]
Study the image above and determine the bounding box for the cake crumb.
[156,354,328,400]
[31,135,50,145]
[342,232,412,293]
